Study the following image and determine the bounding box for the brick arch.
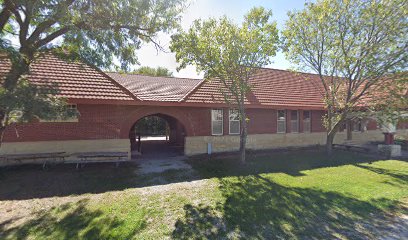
[119,106,194,138]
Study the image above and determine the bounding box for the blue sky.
[137,0,311,78]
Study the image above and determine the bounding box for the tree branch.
[33,27,70,48]
[0,0,15,31]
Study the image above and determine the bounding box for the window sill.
[39,118,79,123]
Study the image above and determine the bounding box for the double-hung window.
[290,110,299,133]
[277,110,286,133]
[229,109,240,134]
[303,111,311,133]
[352,119,362,132]
[211,109,223,135]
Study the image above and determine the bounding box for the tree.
[367,72,408,131]
[282,0,408,155]
[170,7,279,164]
[133,66,173,77]
[0,0,185,146]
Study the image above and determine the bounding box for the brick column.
[286,110,291,133]
[299,110,304,133]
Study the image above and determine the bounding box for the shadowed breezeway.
[129,114,186,160]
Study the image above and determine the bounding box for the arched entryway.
[129,113,186,159]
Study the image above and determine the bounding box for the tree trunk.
[346,120,352,140]
[0,127,5,150]
[0,114,6,151]
[326,131,335,156]
[239,105,247,164]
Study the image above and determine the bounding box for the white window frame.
[303,110,311,133]
[211,109,224,136]
[229,109,240,135]
[290,110,299,133]
[277,110,286,133]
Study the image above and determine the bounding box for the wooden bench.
[66,152,129,169]
[0,152,66,169]
[332,144,371,153]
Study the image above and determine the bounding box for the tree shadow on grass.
[355,164,408,186]
[0,198,147,240]
[0,163,199,200]
[173,174,406,239]
[0,150,390,201]
[187,149,380,179]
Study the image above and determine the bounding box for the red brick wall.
[397,120,408,129]
[7,104,380,143]
[3,104,212,142]
[246,108,277,134]
[311,110,326,132]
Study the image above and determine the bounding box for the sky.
[136,0,311,78]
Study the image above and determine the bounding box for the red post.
[384,133,395,145]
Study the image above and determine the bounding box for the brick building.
[1,54,406,159]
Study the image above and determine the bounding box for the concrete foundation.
[378,144,402,157]
[0,139,131,166]
[185,130,386,156]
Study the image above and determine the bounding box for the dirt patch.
[136,156,192,174]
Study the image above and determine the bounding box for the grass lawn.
[0,150,407,239]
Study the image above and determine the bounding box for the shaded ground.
[0,149,407,239]
[132,139,184,159]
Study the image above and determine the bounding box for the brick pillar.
[299,110,304,133]
[223,108,229,135]
[384,133,394,145]
[286,110,291,133]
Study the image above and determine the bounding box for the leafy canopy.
[170,6,279,104]
[132,66,173,77]
[170,7,279,163]
[282,0,408,135]
[1,0,185,70]
[0,0,185,130]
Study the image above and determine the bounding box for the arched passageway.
[129,113,186,159]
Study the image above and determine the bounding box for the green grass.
[1,150,407,239]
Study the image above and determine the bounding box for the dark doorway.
[129,114,186,159]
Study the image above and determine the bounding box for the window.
[40,104,79,122]
[303,111,311,133]
[352,119,362,132]
[211,109,223,135]
[229,109,240,134]
[290,110,299,133]
[277,110,286,133]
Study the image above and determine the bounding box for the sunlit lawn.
[1,150,407,239]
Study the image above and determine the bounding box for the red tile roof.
[107,72,203,102]
[184,68,326,108]
[0,54,136,101]
[0,54,329,108]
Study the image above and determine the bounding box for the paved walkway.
[360,142,408,159]
[135,156,192,174]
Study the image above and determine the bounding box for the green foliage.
[1,0,185,69]
[170,7,279,104]
[0,0,185,141]
[135,116,168,135]
[170,7,279,163]
[133,66,173,77]
[282,0,408,148]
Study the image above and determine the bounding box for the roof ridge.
[106,72,203,81]
[253,66,322,77]
[179,79,206,102]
